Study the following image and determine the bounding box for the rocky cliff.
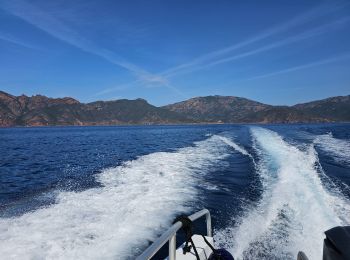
[0,91,191,126]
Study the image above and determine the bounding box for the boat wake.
[0,135,232,260]
[314,132,350,166]
[1,128,349,260]
[216,136,252,158]
[215,127,350,260]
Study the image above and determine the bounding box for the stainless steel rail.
[136,209,212,260]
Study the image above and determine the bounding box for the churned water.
[0,124,349,259]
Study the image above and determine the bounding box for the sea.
[0,124,349,260]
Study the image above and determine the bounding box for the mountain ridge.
[0,91,349,126]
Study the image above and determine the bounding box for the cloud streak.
[0,0,174,90]
[2,0,348,99]
[160,1,349,78]
[185,16,350,73]
[243,53,350,81]
[0,32,39,50]
[97,2,350,96]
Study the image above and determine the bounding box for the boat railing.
[136,209,212,260]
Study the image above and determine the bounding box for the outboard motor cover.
[208,249,234,260]
[323,226,350,260]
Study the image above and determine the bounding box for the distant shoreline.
[1,91,349,127]
[1,121,349,129]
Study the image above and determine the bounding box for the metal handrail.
[136,209,212,260]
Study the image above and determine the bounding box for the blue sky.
[0,0,349,106]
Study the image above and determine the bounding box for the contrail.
[160,1,349,78]
[187,16,350,72]
[96,2,349,95]
[0,0,167,85]
[0,32,39,50]
[243,53,350,81]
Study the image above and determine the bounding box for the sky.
[0,0,349,106]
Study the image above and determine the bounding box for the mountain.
[244,106,325,123]
[293,95,350,122]
[162,96,271,123]
[0,91,191,126]
[0,91,349,126]
[164,95,350,123]
[163,96,272,123]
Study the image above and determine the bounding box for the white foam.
[0,135,229,260]
[314,133,350,166]
[216,136,251,157]
[215,127,350,260]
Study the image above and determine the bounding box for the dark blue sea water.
[0,124,349,259]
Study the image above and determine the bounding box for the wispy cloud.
[243,53,350,81]
[96,81,138,96]
[0,32,39,50]
[160,2,349,78]
[95,77,187,99]
[185,16,350,72]
[0,0,176,91]
[3,0,348,99]
[96,2,350,96]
